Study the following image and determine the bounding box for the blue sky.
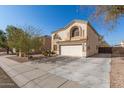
[0,5,124,45]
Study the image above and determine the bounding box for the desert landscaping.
[111,55,124,88]
[0,5,124,88]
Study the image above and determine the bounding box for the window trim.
[70,26,80,37]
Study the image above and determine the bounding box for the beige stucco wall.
[51,21,87,54]
[56,22,87,41]
[86,25,99,57]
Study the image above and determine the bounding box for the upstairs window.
[71,27,79,37]
[53,34,61,40]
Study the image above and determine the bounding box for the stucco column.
[79,26,82,37]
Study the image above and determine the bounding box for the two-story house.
[51,20,105,57]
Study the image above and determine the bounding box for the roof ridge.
[52,19,87,33]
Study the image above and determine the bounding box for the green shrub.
[42,50,56,57]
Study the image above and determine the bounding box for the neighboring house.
[51,20,107,57]
[41,35,51,51]
[114,41,124,47]
[120,41,124,47]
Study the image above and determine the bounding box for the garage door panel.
[60,45,82,57]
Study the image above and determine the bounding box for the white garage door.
[60,45,82,57]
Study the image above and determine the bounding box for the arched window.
[71,27,79,37]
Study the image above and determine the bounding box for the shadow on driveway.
[36,56,80,64]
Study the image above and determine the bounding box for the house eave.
[57,39,87,45]
[51,20,88,34]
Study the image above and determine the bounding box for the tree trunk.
[7,48,9,54]
[23,53,26,57]
[19,50,22,57]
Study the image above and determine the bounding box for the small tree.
[85,5,124,30]
[0,30,9,54]
[0,30,6,47]
[18,31,31,57]
[31,36,43,53]
[6,25,25,56]
[22,25,43,54]
[6,25,43,57]
[93,6,124,23]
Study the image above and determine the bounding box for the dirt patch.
[7,56,28,63]
[0,52,7,56]
[0,67,18,88]
[6,54,46,63]
[111,55,124,88]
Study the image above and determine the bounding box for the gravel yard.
[110,55,124,88]
[7,56,28,63]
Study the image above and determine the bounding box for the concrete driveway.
[0,54,111,88]
[49,54,111,87]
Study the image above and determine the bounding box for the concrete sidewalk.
[0,54,111,88]
[0,67,18,88]
[0,55,81,88]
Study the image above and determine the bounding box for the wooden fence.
[99,47,124,54]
